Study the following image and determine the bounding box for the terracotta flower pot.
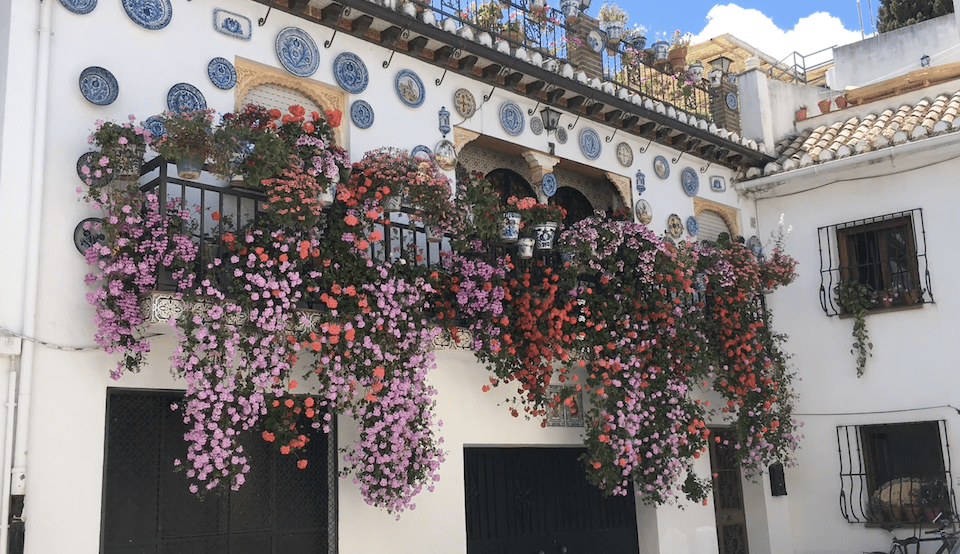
[818,99,832,115]
[835,95,848,109]
[796,108,808,121]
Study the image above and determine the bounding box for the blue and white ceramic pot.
[533,221,559,250]
[500,212,522,243]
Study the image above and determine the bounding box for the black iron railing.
[411,0,715,121]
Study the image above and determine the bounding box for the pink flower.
[118,136,128,145]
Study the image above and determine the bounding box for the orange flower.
[325,108,342,127]
[262,431,275,442]
[211,211,221,221]
[289,380,298,390]
[284,398,294,408]
[280,445,291,455]
[344,214,359,226]
[297,459,308,469]
[289,105,306,117]
[302,121,314,134]
[373,366,385,379]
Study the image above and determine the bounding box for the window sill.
[837,301,927,319]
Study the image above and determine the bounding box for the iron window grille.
[101,388,337,554]
[818,208,933,316]
[837,420,956,524]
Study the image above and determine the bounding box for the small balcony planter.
[175,154,204,180]
[517,237,535,259]
[650,40,670,62]
[500,212,522,243]
[600,19,625,45]
[559,0,580,22]
[533,222,559,250]
[687,61,704,81]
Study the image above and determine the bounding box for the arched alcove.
[554,187,594,226]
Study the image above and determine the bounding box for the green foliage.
[877,0,954,33]
[836,281,874,376]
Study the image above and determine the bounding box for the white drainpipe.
[7,1,54,549]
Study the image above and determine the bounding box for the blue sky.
[585,1,872,59]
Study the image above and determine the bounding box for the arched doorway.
[553,187,594,227]
[486,168,535,201]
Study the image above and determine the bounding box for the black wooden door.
[464,447,639,554]
[709,429,749,554]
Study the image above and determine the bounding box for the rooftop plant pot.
[818,98,832,114]
[650,40,670,61]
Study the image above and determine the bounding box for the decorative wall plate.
[77,152,112,187]
[434,140,457,171]
[710,175,726,192]
[748,235,763,257]
[530,116,544,136]
[213,8,251,40]
[635,199,652,225]
[616,142,633,167]
[653,155,669,179]
[207,57,236,90]
[686,215,699,236]
[350,100,374,129]
[333,52,369,94]
[680,167,699,197]
[725,92,739,110]
[166,83,206,112]
[667,214,683,238]
[60,0,96,15]
[579,128,601,160]
[74,218,105,254]
[500,101,525,136]
[411,145,432,159]
[555,127,568,144]
[121,0,172,30]
[276,27,320,77]
[454,88,476,118]
[79,66,118,106]
[143,115,165,139]
[587,30,604,53]
[395,69,425,108]
[541,173,557,197]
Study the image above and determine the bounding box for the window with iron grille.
[101,389,336,554]
[837,421,956,524]
[818,209,933,316]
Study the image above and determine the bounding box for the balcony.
[252,0,770,169]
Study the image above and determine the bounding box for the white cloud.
[692,4,864,64]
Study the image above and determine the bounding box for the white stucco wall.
[833,14,960,90]
[0,1,775,554]
[749,147,960,554]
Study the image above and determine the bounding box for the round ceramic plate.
[276,27,320,77]
[616,142,633,167]
[395,69,425,108]
[143,115,165,139]
[60,0,97,14]
[686,215,699,235]
[635,199,652,225]
[167,83,206,112]
[530,116,544,135]
[454,88,476,118]
[587,30,604,53]
[579,128,601,160]
[434,139,457,171]
[667,213,683,238]
[207,57,236,90]
[748,235,763,257]
[79,66,118,106]
[556,127,568,144]
[122,0,172,30]
[500,101,524,136]
[333,52,369,94]
[411,145,432,159]
[541,173,557,197]
[681,167,699,197]
[74,217,105,254]
[653,155,669,179]
[350,100,374,129]
[77,152,113,187]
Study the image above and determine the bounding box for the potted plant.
[795,105,808,121]
[509,196,566,250]
[667,30,692,74]
[85,116,151,184]
[836,280,874,377]
[649,29,671,65]
[597,2,627,47]
[502,13,524,42]
[471,2,503,31]
[455,170,503,245]
[153,109,225,180]
[559,0,580,23]
[687,60,704,81]
[818,98,832,115]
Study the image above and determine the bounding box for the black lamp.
[540,106,561,133]
[710,56,732,73]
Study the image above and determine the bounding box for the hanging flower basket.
[517,237,535,259]
[559,0,580,22]
[175,154,204,180]
[500,212,521,243]
[533,222,559,250]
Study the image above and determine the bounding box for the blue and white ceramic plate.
[276,27,320,78]
[587,30,604,53]
[686,215,699,236]
[350,100,374,129]
[333,52,369,94]
[681,167,699,197]
[667,213,683,238]
[579,128,601,160]
[60,0,97,14]
[207,57,236,90]
[214,8,251,40]
[167,83,206,113]
[143,115,166,140]
[500,101,524,136]
[748,235,763,258]
[121,0,172,30]
[395,69,425,108]
[530,116,544,135]
[710,175,726,192]
[541,173,557,197]
[411,145,432,159]
[79,66,118,106]
[616,142,633,167]
[74,218,105,254]
[77,152,113,187]
[556,126,568,144]
[653,155,669,179]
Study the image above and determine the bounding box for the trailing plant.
[836,280,874,376]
